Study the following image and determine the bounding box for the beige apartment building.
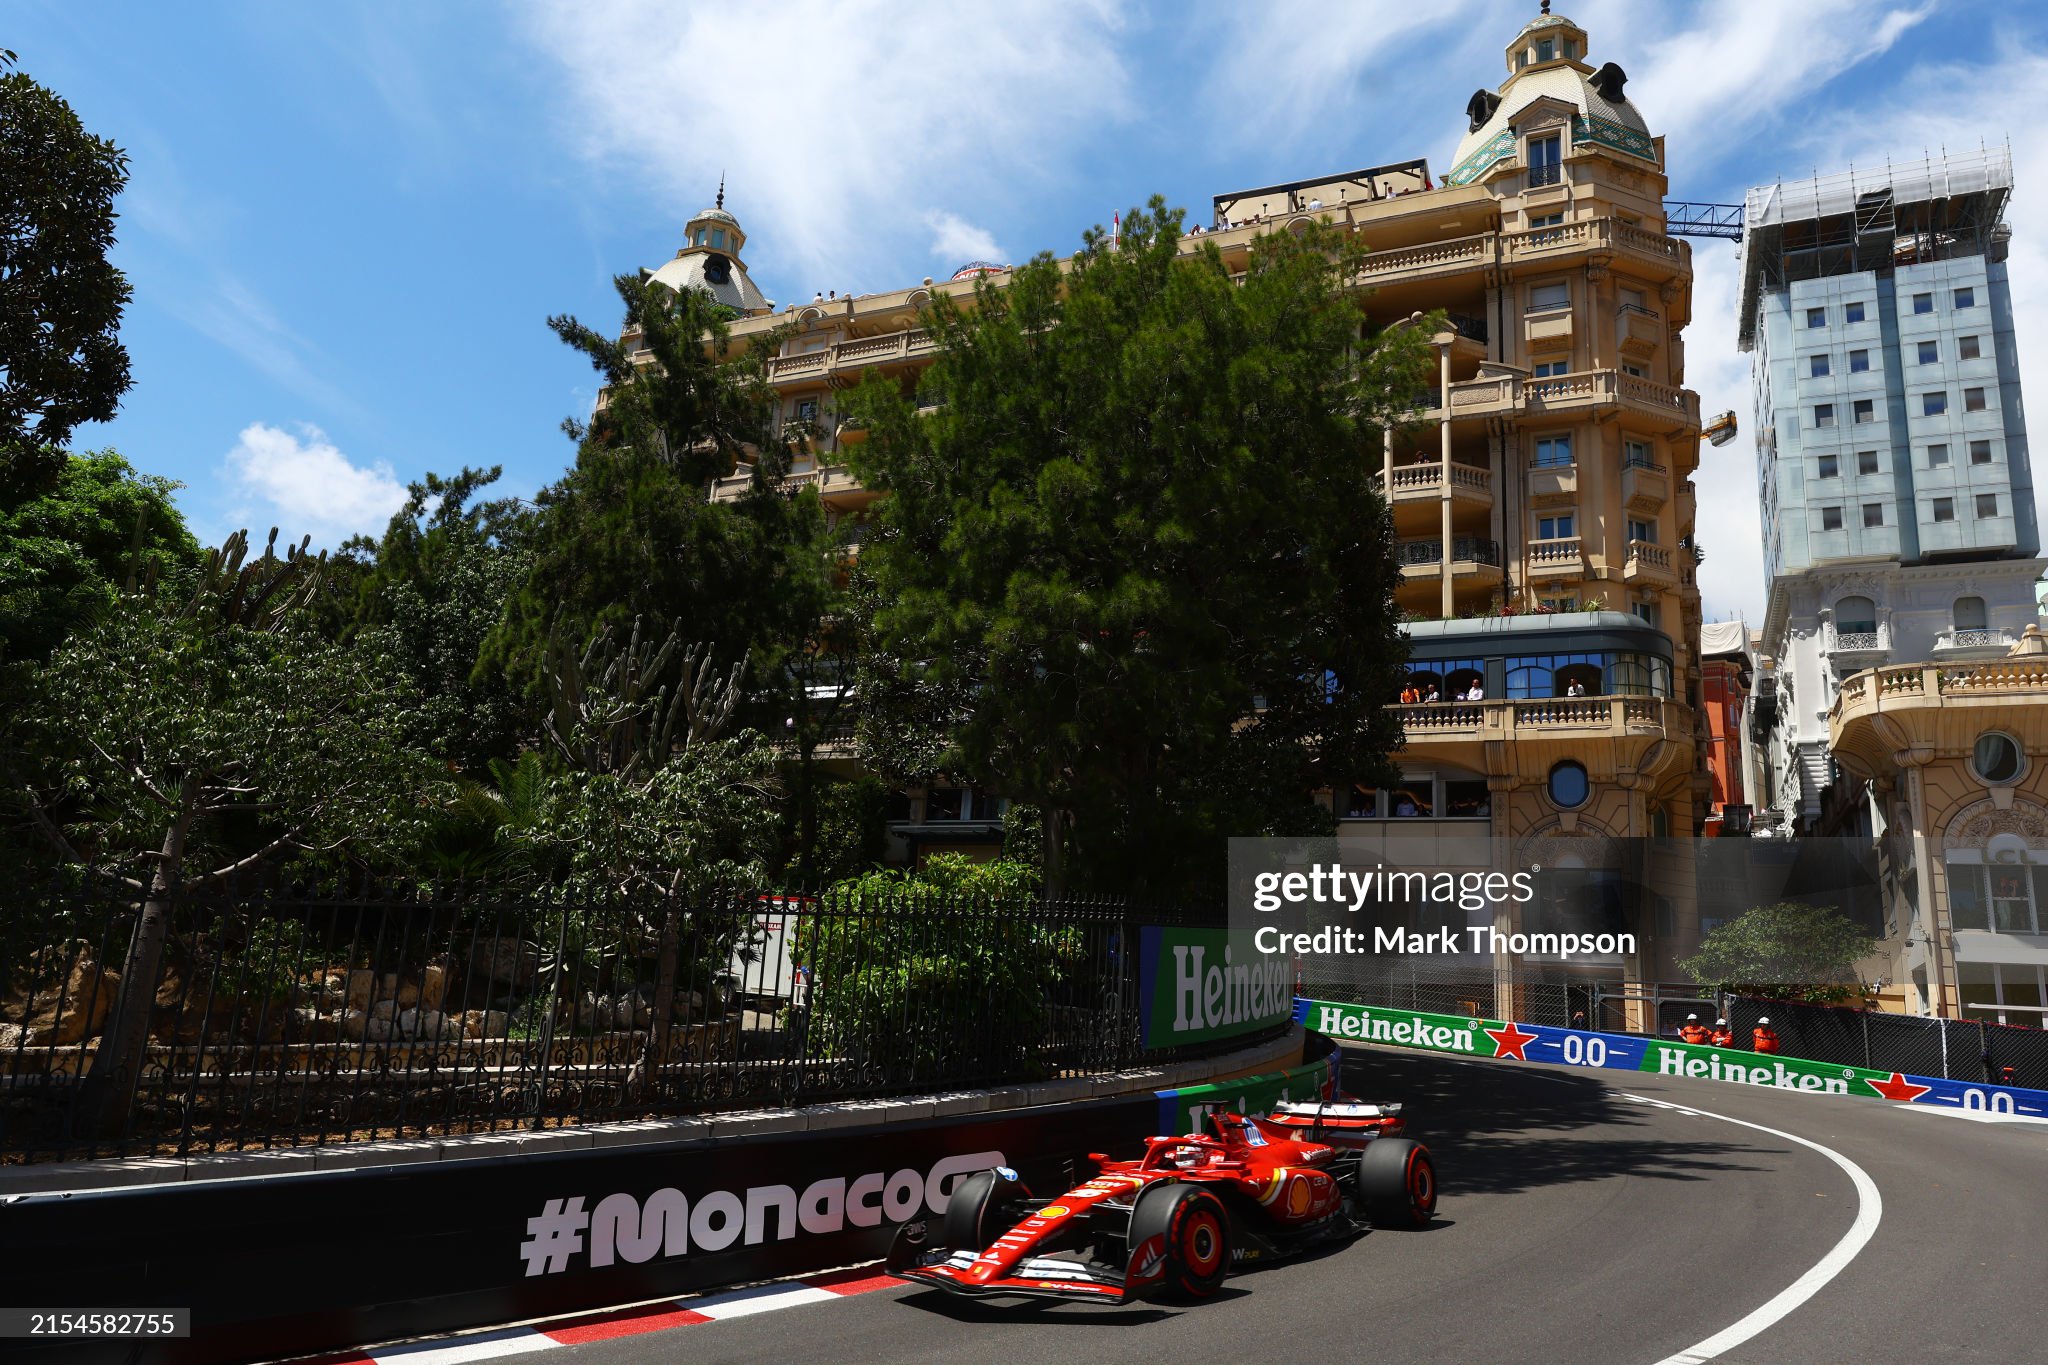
[624,6,1710,984]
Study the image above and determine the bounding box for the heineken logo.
[1310,1003,1480,1053]
[1139,927,1292,1047]
[1654,1048,1850,1094]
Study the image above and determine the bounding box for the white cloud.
[222,422,408,543]
[521,0,1131,294]
[924,211,1003,267]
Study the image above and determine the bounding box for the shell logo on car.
[1035,1205,1071,1220]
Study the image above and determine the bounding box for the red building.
[1699,620,1753,836]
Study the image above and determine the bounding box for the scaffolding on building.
[1737,145,2014,350]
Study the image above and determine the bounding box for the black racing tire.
[1129,1184,1232,1301]
[941,1167,1030,1253]
[1354,1137,1437,1229]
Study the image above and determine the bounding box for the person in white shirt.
[1464,681,1484,701]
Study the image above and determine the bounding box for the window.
[1445,779,1491,818]
[694,229,706,246]
[1929,442,1950,467]
[1973,732,2023,784]
[1624,439,1654,467]
[1860,502,1884,528]
[1391,781,1434,818]
[1817,454,1839,478]
[1548,762,1590,809]
[1960,335,1982,360]
[1632,601,1657,625]
[1971,439,1993,465]
[1528,133,1561,186]
[1806,307,1827,329]
[1977,493,2000,519]
[1809,354,1831,377]
[1536,37,1555,60]
[1821,505,1844,531]
[1849,349,1870,372]
[1532,360,1570,377]
[1813,403,1836,428]
[1627,518,1656,544]
[1620,286,1646,311]
[1933,497,1955,522]
[1529,211,1565,244]
[1343,785,1380,819]
[1913,292,1933,315]
[1918,340,1939,364]
[1844,301,1866,323]
[1948,861,2048,933]
[1529,280,1569,311]
[1836,596,1877,633]
[1954,596,1988,631]
[1965,387,1987,412]
[922,787,963,821]
[1622,363,1648,378]
[1853,398,1874,423]
[711,228,726,249]
[1923,391,1948,416]
[1533,435,1573,467]
[1855,450,1878,474]
[1954,286,1976,308]
[1537,513,1575,540]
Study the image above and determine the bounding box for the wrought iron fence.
[0,876,1236,1165]
[1725,995,2048,1090]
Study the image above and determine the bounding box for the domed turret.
[641,177,774,316]
[1446,2,1657,189]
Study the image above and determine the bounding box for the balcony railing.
[1397,536,1501,567]
[1528,536,1582,564]
[1380,463,1494,497]
[1932,628,2014,653]
[1825,625,1889,656]
[1834,658,2048,728]
[1390,695,1685,742]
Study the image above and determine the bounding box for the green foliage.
[1680,902,1881,1006]
[8,576,442,884]
[0,450,200,661]
[0,67,132,464]
[844,199,1428,901]
[800,856,1074,1082]
[329,467,532,772]
[798,776,891,885]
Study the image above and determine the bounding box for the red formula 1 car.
[885,1100,1435,1304]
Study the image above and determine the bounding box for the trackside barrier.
[0,1037,1336,1365]
[1295,997,2048,1119]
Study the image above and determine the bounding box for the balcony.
[1379,462,1494,507]
[763,327,939,385]
[1354,232,1496,289]
[1622,539,1676,587]
[1619,304,1664,357]
[1445,373,1520,419]
[1931,627,2016,659]
[1396,536,1503,583]
[1526,537,1584,579]
[1527,459,1577,502]
[1622,458,1670,512]
[1823,623,1890,665]
[1833,659,2048,775]
[708,463,870,505]
[1501,216,1691,282]
[1391,694,1690,751]
[1518,370,1700,434]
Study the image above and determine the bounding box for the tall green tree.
[8,531,440,1133]
[1681,901,1880,1006]
[844,201,1432,900]
[0,450,199,661]
[334,465,532,771]
[1,61,132,491]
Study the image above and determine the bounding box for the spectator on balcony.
[1423,683,1441,703]
[1565,679,1586,697]
[1399,683,1421,704]
[1464,680,1485,701]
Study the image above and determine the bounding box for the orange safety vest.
[1710,1028,1735,1048]
[1753,1028,1779,1054]
[1678,1023,1709,1044]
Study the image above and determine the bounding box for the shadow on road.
[1341,1044,1781,1196]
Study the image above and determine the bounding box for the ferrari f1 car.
[885,1100,1435,1304]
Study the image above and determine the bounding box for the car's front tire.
[941,1167,1031,1253]
[1353,1137,1436,1229]
[1129,1184,1232,1300]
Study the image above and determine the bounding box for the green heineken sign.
[1138,926,1293,1048]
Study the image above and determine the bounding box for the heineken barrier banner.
[1295,997,2048,1119]
[1138,925,1294,1047]
[1155,1038,1337,1135]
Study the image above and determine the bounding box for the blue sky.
[12,0,2048,621]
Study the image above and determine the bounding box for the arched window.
[1954,596,1988,631]
[1554,661,1602,697]
[1836,595,1878,633]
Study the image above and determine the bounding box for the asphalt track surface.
[392,1043,2048,1365]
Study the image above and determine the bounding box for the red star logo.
[1485,1020,1538,1061]
[1865,1071,1932,1103]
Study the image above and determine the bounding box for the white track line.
[1626,1093,1883,1365]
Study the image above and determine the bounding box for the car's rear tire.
[942,1167,1030,1253]
[1354,1138,1436,1228]
[1129,1184,1232,1300]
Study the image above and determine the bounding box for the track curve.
[465,1043,2048,1365]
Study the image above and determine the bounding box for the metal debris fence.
[0,875,1247,1165]
[1724,995,2048,1090]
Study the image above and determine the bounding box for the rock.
[337,1008,368,1041]
[369,998,399,1023]
[393,976,420,1010]
[346,969,376,1011]
[576,990,605,1030]
[19,949,120,1047]
[0,1023,22,1051]
[469,940,538,990]
[292,1006,343,1043]
[399,1007,462,1041]
[419,961,451,1012]
[362,1014,396,1044]
[463,1009,510,1040]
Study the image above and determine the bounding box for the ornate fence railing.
[0,877,1231,1164]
